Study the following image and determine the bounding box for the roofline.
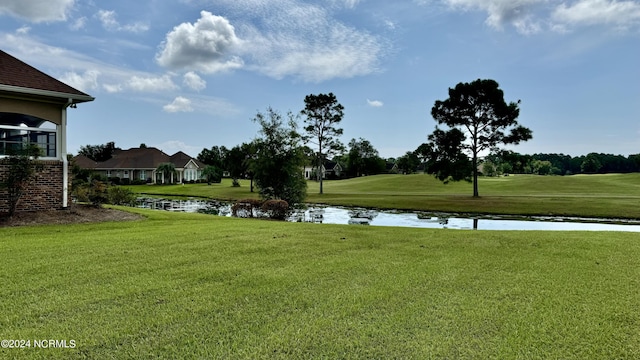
[0,84,95,104]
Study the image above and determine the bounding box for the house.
[76,147,206,184]
[303,160,344,180]
[386,161,399,174]
[0,50,94,213]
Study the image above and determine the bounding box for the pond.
[135,198,640,232]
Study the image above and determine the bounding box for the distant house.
[75,147,206,184]
[386,161,399,174]
[0,50,94,213]
[303,160,344,180]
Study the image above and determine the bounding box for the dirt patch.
[0,205,144,227]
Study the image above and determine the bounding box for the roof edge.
[0,84,95,104]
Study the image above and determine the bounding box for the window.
[140,170,146,180]
[0,112,57,157]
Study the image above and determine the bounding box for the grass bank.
[126,173,640,219]
[1,208,639,359]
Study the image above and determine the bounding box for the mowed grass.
[127,173,640,218]
[1,208,640,359]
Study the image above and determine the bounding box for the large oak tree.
[428,79,532,197]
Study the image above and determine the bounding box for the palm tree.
[155,163,176,184]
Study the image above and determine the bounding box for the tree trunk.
[318,147,324,195]
[472,152,479,197]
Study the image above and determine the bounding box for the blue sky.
[1,0,639,158]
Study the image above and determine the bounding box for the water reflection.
[134,198,640,232]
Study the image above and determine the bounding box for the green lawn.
[1,207,639,359]
[127,173,640,219]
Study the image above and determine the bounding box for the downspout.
[62,98,72,208]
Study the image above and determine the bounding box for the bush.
[231,198,262,218]
[88,179,108,207]
[107,186,137,206]
[261,199,289,220]
[232,178,241,187]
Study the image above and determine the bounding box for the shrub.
[231,198,262,218]
[261,199,289,220]
[107,186,137,206]
[87,179,108,207]
[72,178,108,207]
[232,178,241,187]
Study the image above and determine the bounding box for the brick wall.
[0,160,70,213]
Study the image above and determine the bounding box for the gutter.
[0,84,95,103]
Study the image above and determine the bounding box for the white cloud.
[16,26,30,34]
[231,1,386,82]
[1,33,187,96]
[0,0,74,22]
[552,0,640,29]
[127,75,178,92]
[384,20,397,30]
[163,97,194,113]
[440,0,640,33]
[160,1,387,82]
[443,0,546,33]
[58,70,100,92]
[328,0,361,8]
[96,9,149,33]
[156,11,244,74]
[70,17,87,30]
[183,71,207,91]
[103,84,123,93]
[367,99,384,107]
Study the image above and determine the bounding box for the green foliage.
[481,160,498,177]
[251,107,307,205]
[224,143,252,182]
[581,153,603,174]
[77,141,119,162]
[197,145,228,169]
[75,179,108,207]
[0,144,44,216]
[346,138,386,177]
[261,199,289,220]
[428,79,532,196]
[71,161,109,207]
[107,186,137,206]
[202,165,222,184]
[422,128,473,183]
[301,92,345,194]
[396,151,420,174]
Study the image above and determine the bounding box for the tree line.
[482,151,640,176]
[75,78,636,202]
